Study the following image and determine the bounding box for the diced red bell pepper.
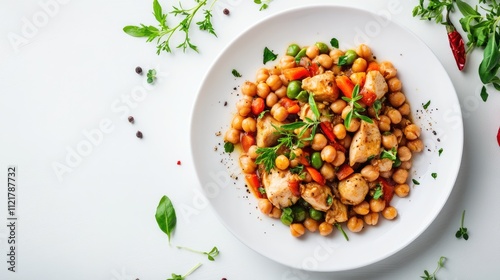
[245,173,264,199]
[279,97,300,114]
[283,67,310,81]
[288,180,301,197]
[336,163,354,181]
[319,121,336,143]
[306,166,325,185]
[240,133,255,153]
[335,75,355,98]
[307,62,319,76]
[360,88,377,106]
[366,61,380,72]
[251,97,265,115]
[379,178,395,204]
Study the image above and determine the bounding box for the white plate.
[190,4,463,272]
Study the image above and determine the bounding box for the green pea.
[280,207,294,226]
[309,208,324,221]
[298,198,310,208]
[311,152,323,169]
[315,42,329,54]
[287,80,302,99]
[294,47,307,64]
[292,205,307,222]
[296,90,309,103]
[342,50,358,65]
[286,44,301,57]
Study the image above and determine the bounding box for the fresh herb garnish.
[421,256,446,280]
[372,98,383,120]
[224,142,234,153]
[438,148,443,156]
[231,69,242,77]
[263,47,278,64]
[337,55,349,66]
[412,179,421,185]
[330,38,339,48]
[326,195,333,206]
[480,85,489,102]
[335,223,349,241]
[258,110,269,119]
[155,195,177,244]
[431,172,438,179]
[380,147,398,161]
[123,0,217,55]
[147,69,157,84]
[373,184,383,200]
[423,100,431,109]
[177,246,220,261]
[455,210,469,240]
[258,187,266,194]
[254,0,273,10]
[342,84,373,129]
[168,263,202,280]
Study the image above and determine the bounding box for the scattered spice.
[177,160,181,165]
[128,116,135,123]
[136,131,143,139]
[223,8,229,15]
[135,66,143,74]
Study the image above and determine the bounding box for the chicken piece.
[338,173,369,205]
[261,169,301,209]
[362,70,388,100]
[300,182,333,212]
[325,198,348,223]
[349,120,381,166]
[256,113,284,148]
[301,71,339,103]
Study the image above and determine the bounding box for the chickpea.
[404,124,421,140]
[398,146,412,162]
[341,105,352,119]
[303,217,319,232]
[333,123,347,139]
[231,115,244,130]
[306,45,320,59]
[332,151,345,167]
[407,139,424,153]
[275,155,290,170]
[224,128,240,144]
[350,72,366,86]
[236,98,252,117]
[271,104,288,122]
[380,170,393,179]
[392,168,409,184]
[400,160,412,170]
[352,57,368,73]
[266,74,282,91]
[382,133,398,149]
[241,81,257,96]
[364,212,379,225]
[242,117,257,133]
[382,206,398,220]
[269,207,282,219]
[340,134,352,149]
[266,92,278,107]
[290,223,306,238]
[312,133,328,150]
[256,68,270,83]
[321,145,337,163]
[379,61,397,79]
[376,158,393,172]
[279,55,296,70]
[331,65,342,75]
[347,216,364,232]
[393,128,403,143]
[387,108,402,124]
[269,68,281,75]
[361,165,380,182]
[257,198,272,215]
[274,85,287,98]
[279,74,289,87]
[239,155,256,174]
[353,201,370,215]
[248,145,258,159]
[355,44,373,60]
[320,163,336,180]
[318,222,334,236]
[398,103,411,116]
[329,49,345,64]
[256,82,271,99]
[378,115,391,132]
[387,77,402,92]
[395,183,410,197]
[388,91,406,107]
[369,198,386,213]
[346,118,361,132]
[316,54,333,69]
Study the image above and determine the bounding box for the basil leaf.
[263,47,278,64]
[223,142,234,153]
[308,93,320,120]
[330,38,339,48]
[153,0,164,23]
[479,33,500,83]
[155,195,177,244]
[456,0,480,17]
[338,55,348,66]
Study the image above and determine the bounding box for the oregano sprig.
[341,84,373,129]
[177,246,220,261]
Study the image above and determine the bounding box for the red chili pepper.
[446,11,466,71]
[497,127,500,146]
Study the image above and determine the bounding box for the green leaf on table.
[155,195,177,244]
[480,86,489,102]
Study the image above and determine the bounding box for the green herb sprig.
[168,263,202,280]
[335,223,349,241]
[373,184,383,200]
[155,195,177,244]
[123,0,217,55]
[147,69,157,84]
[254,0,273,10]
[421,256,446,280]
[455,209,469,240]
[341,84,373,129]
[177,246,220,261]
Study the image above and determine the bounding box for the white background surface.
[0,0,499,279]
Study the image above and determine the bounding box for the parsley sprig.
[455,209,469,240]
[123,0,217,55]
[421,256,446,280]
[341,84,373,129]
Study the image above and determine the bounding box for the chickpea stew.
[224,42,423,239]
